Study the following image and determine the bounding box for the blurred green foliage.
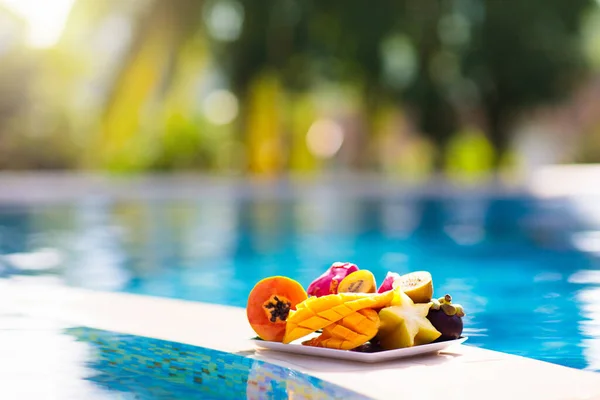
[0,0,598,178]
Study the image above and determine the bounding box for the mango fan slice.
[302,308,380,350]
[283,290,394,344]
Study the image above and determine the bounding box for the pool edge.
[2,278,600,400]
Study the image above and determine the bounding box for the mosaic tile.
[66,327,372,399]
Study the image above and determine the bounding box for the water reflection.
[0,205,32,255]
[380,197,421,239]
[442,196,488,246]
[0,195,599,371]
[575,286,600,371]
[67,199,130,291]
[4,247,64,272]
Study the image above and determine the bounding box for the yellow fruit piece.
[337,270,377,293]
[283,290,394,344]
[376,290,441,350]
[393,271,433,303]
[302,309,380,350]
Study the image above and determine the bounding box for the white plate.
[251,337,468,363]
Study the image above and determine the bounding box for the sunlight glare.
[0,0,75,48]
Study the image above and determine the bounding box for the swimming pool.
[1,192,599,371]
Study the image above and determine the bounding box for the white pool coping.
[0,172,528,204]
[2,278,600,400]
[1,166,600,203]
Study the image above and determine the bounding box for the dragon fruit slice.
[307,262,359,297]
[377,271,401,293]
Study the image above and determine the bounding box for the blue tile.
[62,327,372,399]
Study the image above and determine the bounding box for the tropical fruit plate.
[246,262,470,363]
[251,335,468,363]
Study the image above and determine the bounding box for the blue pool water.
[1,193,599,371]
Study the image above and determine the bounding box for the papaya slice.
[302,308,380,350]
[337,270,377,293]
[246,276,308,342]
[283,290,394,344]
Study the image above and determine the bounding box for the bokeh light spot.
[380,34,418,89]
[305,119,344,159]
[203,0,245,42]
[202,90,239,125]
[1,0,75,48]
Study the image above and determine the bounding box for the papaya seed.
[263,295,292,323]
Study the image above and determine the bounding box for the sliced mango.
[283,290,394,344]
[302,308,380,350]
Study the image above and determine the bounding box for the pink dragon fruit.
[307,262,359,297]
[377,271,401,293]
